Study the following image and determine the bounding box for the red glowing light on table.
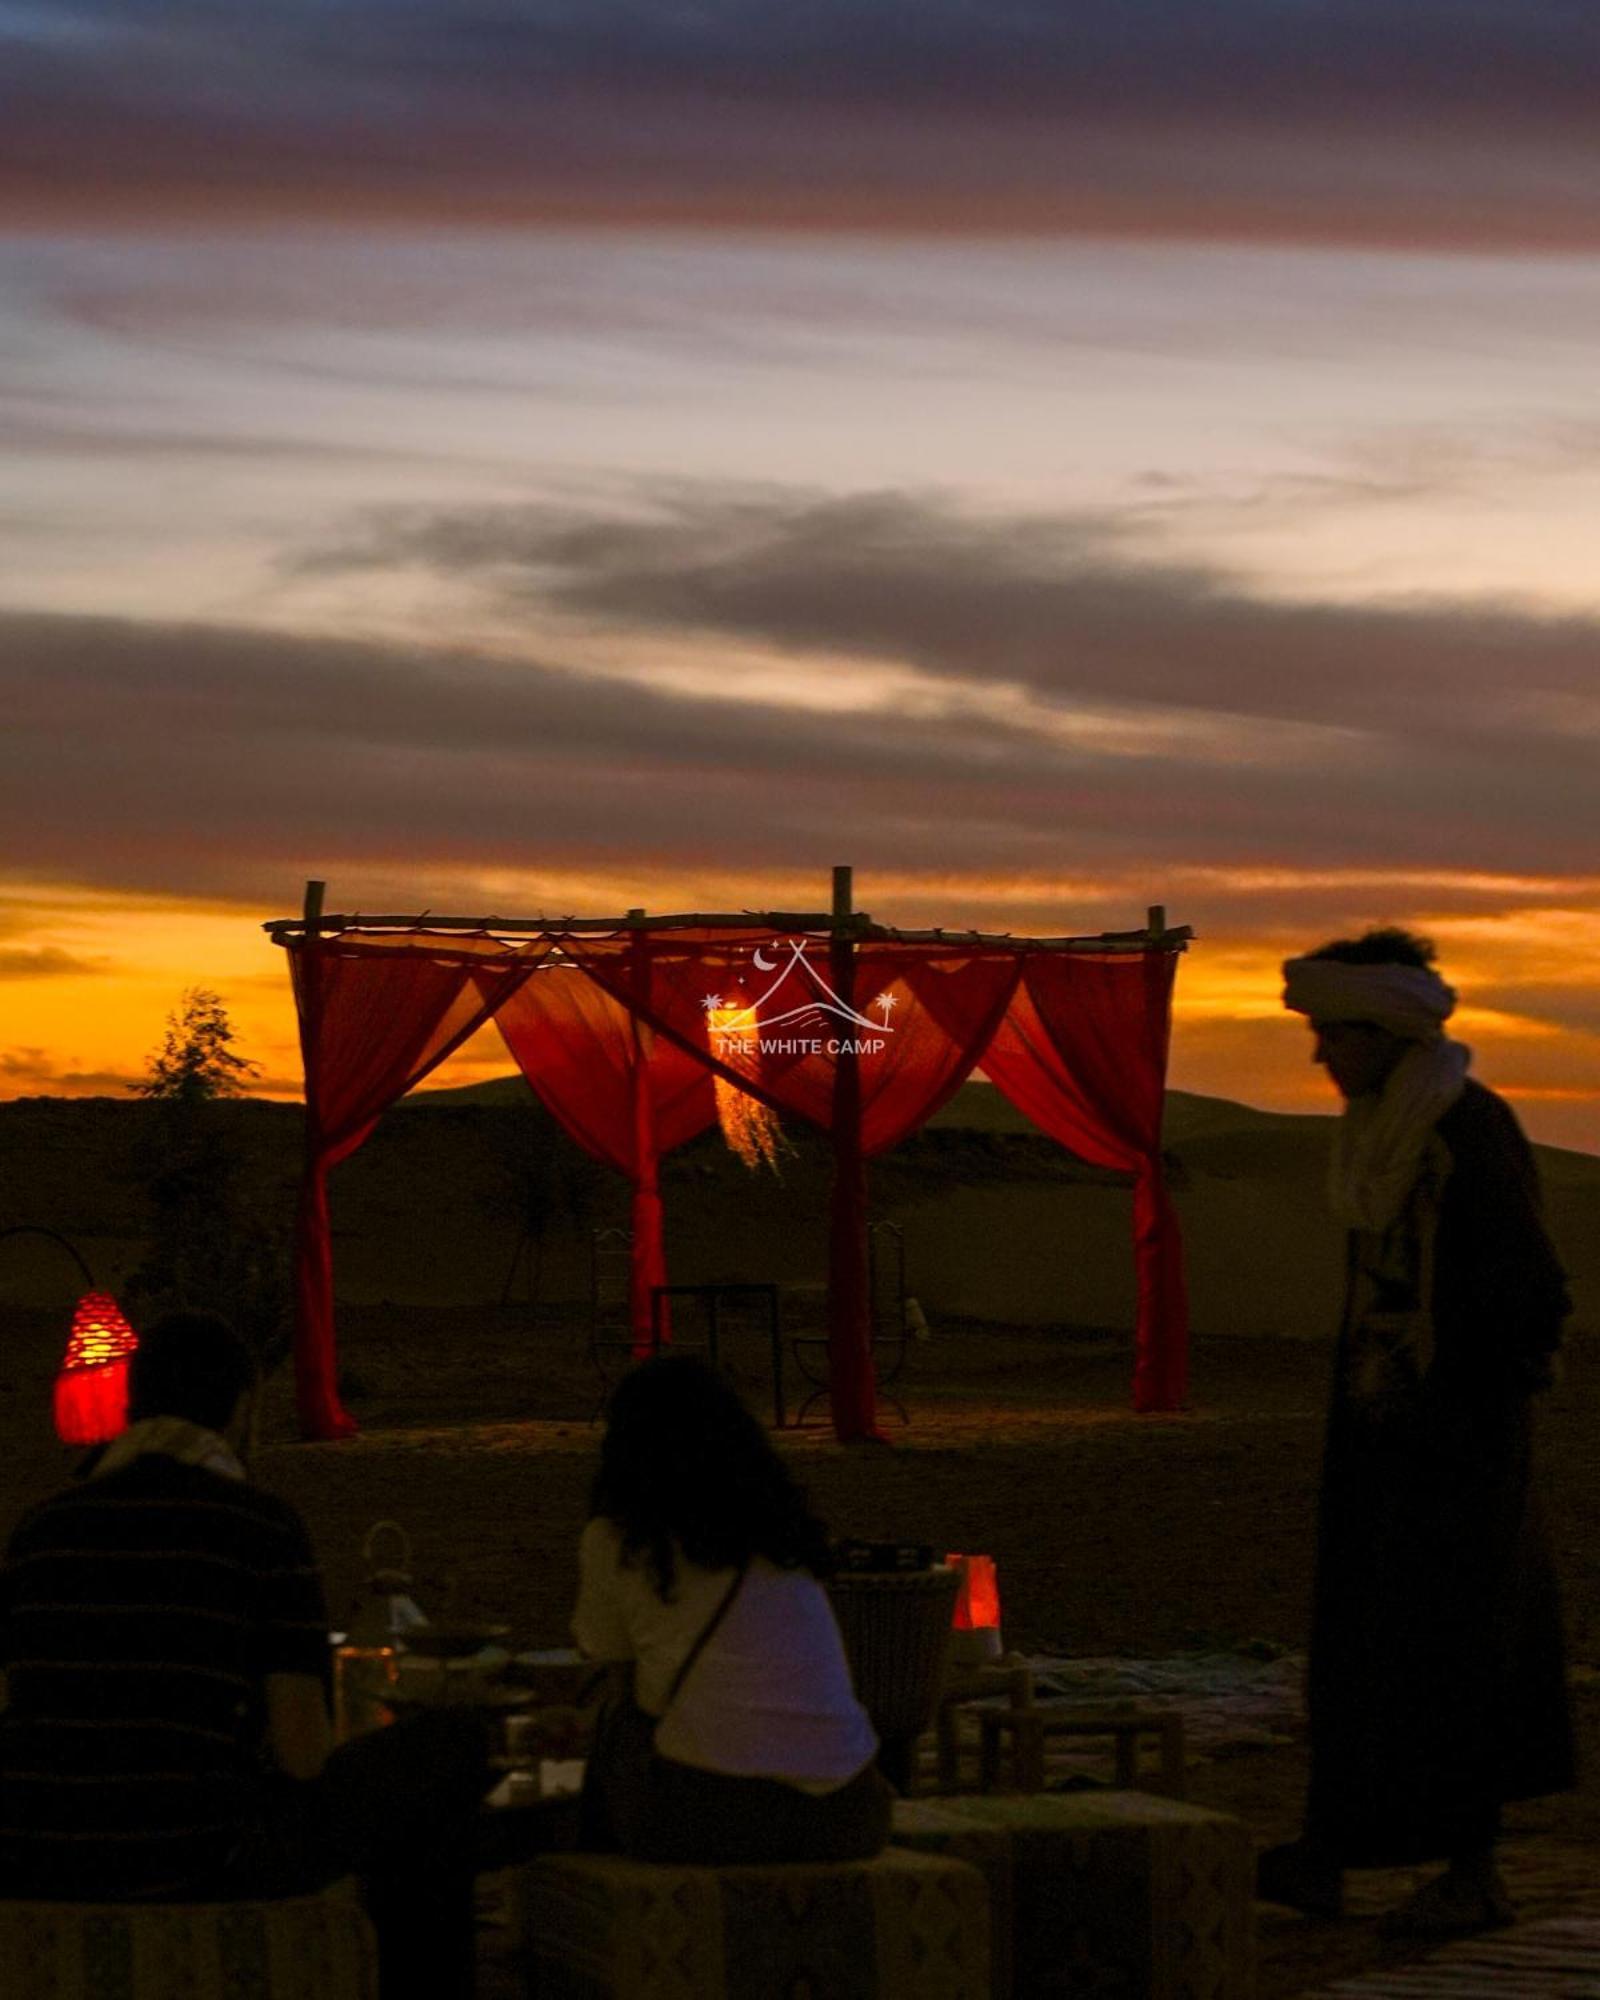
[947,1552,1001,1631]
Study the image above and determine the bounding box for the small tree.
[132,988,262,1103]
[125,990,287,1378]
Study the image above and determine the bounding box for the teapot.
[333,1521,429,1737]
[350,1520,430,1643]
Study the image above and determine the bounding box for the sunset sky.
[3,2,1598,1149]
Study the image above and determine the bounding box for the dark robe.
[1305,1079,1575,1867]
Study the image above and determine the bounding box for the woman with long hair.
[574,1355,890,1863]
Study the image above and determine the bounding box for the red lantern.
[946,1551,1003,1664]
[53,1291,139,1446]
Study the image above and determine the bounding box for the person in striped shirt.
[0,1311,526,1998]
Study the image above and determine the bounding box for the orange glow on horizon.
[2,872,1596,1152]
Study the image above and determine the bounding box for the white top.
[572,1516,878,1790]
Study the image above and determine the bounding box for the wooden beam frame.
[263,875,1192,954]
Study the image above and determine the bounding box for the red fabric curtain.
[560,933,1017,1152]
[489,963,717,1351]
[559,930,823,1121]
[289,935,545,1438]
[859,949,1021,1153]
[562,932,1018,1438]
[976,951,1189,1411]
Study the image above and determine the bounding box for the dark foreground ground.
[1,1307,1595,1997]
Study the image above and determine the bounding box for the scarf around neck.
[91,1415,247,1483]
[1329,1036,1471,1233]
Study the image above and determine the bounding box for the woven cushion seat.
[522,1847,991,1999]
[893,1792,1255,2000]
[0,1881,377,2000]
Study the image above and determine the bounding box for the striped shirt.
[0,1455,330,1899]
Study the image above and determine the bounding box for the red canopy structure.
[266,871,1192,1444]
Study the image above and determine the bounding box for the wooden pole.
[626,913,664,1356]
[289,877,356,1438]
[827,865,877,1440]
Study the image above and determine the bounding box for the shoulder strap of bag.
[662,1560,749,1713]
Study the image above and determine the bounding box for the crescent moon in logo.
[752,947,777,970]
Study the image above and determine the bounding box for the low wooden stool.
[977,1700,1186,1796]
[522,1848,991,1998]
[934,1663,1036,1791]
[0,1882,377,2000]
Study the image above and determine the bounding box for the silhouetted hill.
[0,1082,1593,1337]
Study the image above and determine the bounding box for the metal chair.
[791,1221,915,1425]
[587,1227,650,1415]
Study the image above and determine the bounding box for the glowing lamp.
[946,1551,1003,1665]
[54,1290,139,1446]
[707,1003,786,1171]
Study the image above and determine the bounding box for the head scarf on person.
[1282,954,1471,1233]
[1279,958,1457,1042]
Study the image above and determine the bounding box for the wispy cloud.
[0,1045,135,1094]
[3,471,1598,896]
[304,482,1600,847]
[307,481,1599,716]
[0,945,111,980]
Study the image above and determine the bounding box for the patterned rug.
[1295,1905,1600,1996]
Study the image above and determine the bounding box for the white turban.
[1280,957,1456,1043]
[1282,953,1469,1230]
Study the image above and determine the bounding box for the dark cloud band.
[312,482,1600,754]
[4,3,1598,245]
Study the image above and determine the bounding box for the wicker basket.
[827,1565,960,1739]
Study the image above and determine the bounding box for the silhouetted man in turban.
[1262,928,1573,1937]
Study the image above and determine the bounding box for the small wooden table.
[650,1283,786,1426]
[977,1701,1187,1797]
